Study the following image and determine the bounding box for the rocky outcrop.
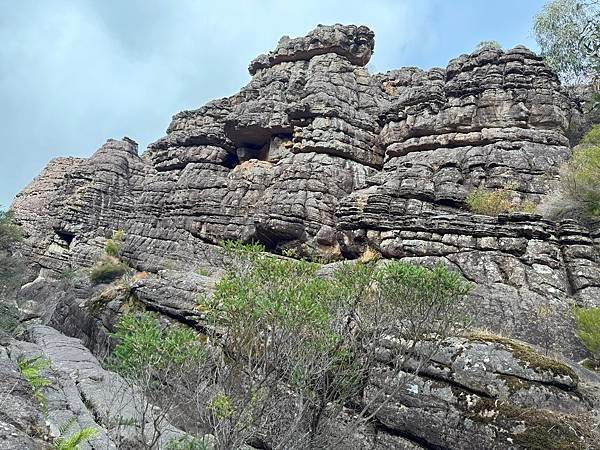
[8,23,600,449]
[0,352,49,449]
[368,334,600,449]
[3,325,188,449]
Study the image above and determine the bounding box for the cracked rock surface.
[6,23,600,449]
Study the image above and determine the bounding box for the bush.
[561,143,600,217]
[476,40,501,51]
[105,229,124,257]
[166,436,210,450]
[110,312,205,378]
[0,209,25,293]
[580,124,600,146]
[17,356,51,409]
[197,242,471,448]
[573,307,600,362]
[466,188,513,215]
[0,303,20,336]
[89,259,129,285]
[466,187,540,216]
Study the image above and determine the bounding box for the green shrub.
[166,436,210,450]
[53,418,97,450]
[580,124,600,146]
[89,260,129,285]
[196,267,211,277]
[562,143,600,216]
[104,229,124,257]
[466,188,514,215]
[476,40,501,50]
[0,303,20,336]
[198,242,471,447]
[573,307,600,361]
[0,209,24,293]
[466,188,540,216]
[110,312,205,378]
[17,356,51,409]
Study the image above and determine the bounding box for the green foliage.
[53,419,97,450]
[208,392,234,419]
[89,259,129,285]
[466,188,513,215]
[573,307,600,360]
[466,188,540,216]
[562,143,600,216]
[580,124,600,145]
[196,267,211,277]
[0,209,25,293]
[17,356,51,409]
[166,436,210,450]
[0,303,20,336]
[476,40,501,50]
[0,210,22,249]
[533,0,599,82]
[105,229,124,257]
[110,312,205,378]
[199,242,470,446]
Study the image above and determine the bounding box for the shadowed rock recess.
[6,24,600,449]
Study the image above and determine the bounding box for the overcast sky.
[0,0,547,207]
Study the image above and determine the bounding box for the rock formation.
[7,24,600,449]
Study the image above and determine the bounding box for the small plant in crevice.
[466,187,538,216]
[573,306,600,370]
[105,229,125,257]
[89,230,130,285]
[196,267,211,277]
[52,417,97,450]
[17,355,51,410]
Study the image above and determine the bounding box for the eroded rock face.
[14,24,599,359]
[8,23,600,449]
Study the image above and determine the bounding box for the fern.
[53,419,97,450]
[17,355,51,408]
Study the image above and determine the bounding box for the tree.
[198,243,471,449]
[476,40,502,51]
[0,209,24,296]
[533,0,599,83]
[110,243,471,449]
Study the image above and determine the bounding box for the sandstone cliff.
[6,24,600,449]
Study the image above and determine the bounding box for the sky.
[0,0,548,207]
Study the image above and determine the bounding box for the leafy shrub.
[196,267,211,277]
[89,259,129,285]
[110,312,205,378]
[0,209,25,293]
[466,188,539,216]
[53,417,97,450]
[105,229,124,257]
[208,392,234,419]
[562,143,600,217]
[466,188,513,215]
[476,40,501,50]
[17,356,51,409]
[573,307,600,362]
[0,303,20,336]
[197,242,471,448]
[166,436,210,450]
[581,124,600,146]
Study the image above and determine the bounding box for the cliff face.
[14,24,598,356]
[8,24,600,449]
